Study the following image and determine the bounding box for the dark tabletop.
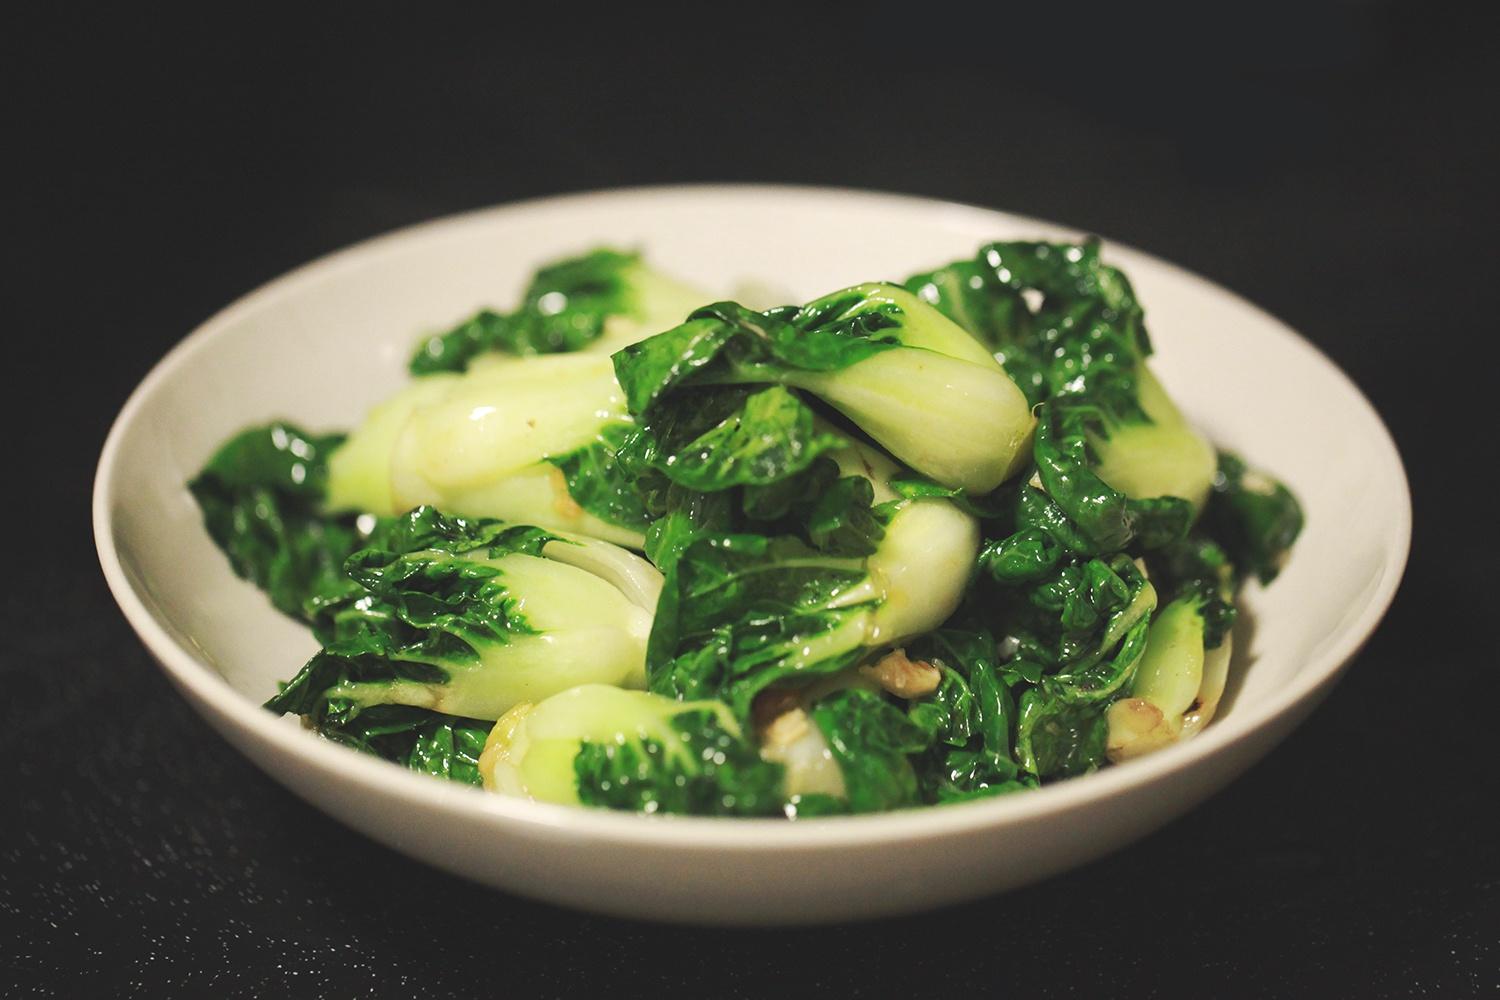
[6,5,1495,997]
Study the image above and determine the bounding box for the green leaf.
[809,689,929,813]
[305,702,491,787]
[647,534,874,719]
[410,249,639,373]
[574,708,785,816]
[903,631,1029,801]
[905,240,1148,413]
[1015,691,1109,779]
[188,422,368,622]
[980,526,1062,585]
[886,470,1013,519]
[1204,451,1304,584]
[1147,536,1239,649]
[646,385,846,492]
[266,505,653,727]
[407,717,490,785]
[801,472,884,557]
[611,289,906,410]
[614,283,1033,495]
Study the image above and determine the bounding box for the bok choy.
[191,237,1302,816]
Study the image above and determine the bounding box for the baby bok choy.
[912,240,1301,775]
[630,436,985,816]
[192,249,708,606]
[325,351,650,546]
[644,438,980,723]
[1105,537,1236,760]
[479,685,786,815]
[263,507,662,778]
[907,240,1216,510]
[327,248,714,546]
[612,282,1037,494]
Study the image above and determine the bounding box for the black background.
[6,4,1495,997]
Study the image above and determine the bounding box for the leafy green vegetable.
[972,533,1157,779]
[312,703,491,786]
[606,372,894,589]
[857,632,1032,805]
[645,441,979,723]
[1016,693,1110,779]
[1033,403,1194,554]
[885,470,1014,519]
[266,506,658,725]
[409,249,706,373]
[188,422,368,621]
[574,705,785,816]
[613,282,1036,493]
[773,632,1034,811]
[907,240,1216,510]
[624,384,847,493]
[1103,533,1245,762]
[407,715,491,784]
[327,353,649,546]
[907,240,1146,410]
[546,424,652,534]
[900,240,1303,784]
[1203,451,1305,584]
[484,685,785,815]
[647,533,878,718]
[808,688,929,813]
[314,251,711,549]
[1146,536,1237,649]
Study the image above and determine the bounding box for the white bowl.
[93,185,1410,925]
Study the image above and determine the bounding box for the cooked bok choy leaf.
[266,507,661,729]
[1203,451,1306,584]
[1106,537,1238,760]
[759,633,1033,813]
[189,422,370,621]
[323,250,713,546]
[647,440,980,721]
[893,239,1300,778]
[316,705,493,787]
[410,248,708,374]
[479,685,786,815]
[327,352,649,546]
[1091,365,1217,512]
[907,240,1216,510]
[613,282,1036,493]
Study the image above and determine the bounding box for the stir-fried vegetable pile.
[190,242,1301,817]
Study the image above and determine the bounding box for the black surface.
[7,6,1496,997]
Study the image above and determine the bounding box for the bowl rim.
[92,183,1411,850]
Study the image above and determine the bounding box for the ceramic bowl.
[94,186,1410,924]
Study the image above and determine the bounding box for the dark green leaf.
[1147,536,1239,649]
[647,534,874,719]
[1015,691,1109,779]
[646,385,845,492]
[1203,451,1304,584]
[188,422,368,622]
[809,688,928,813]
[310,702,490,787]
[410,249,640,373]
[574,709,785,816]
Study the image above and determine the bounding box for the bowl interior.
[98,186,1409,798]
